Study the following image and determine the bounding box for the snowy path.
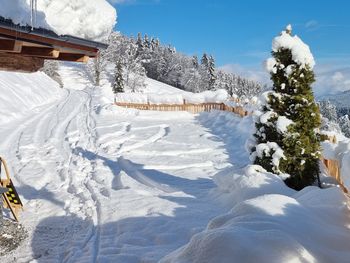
[0,74,239,262]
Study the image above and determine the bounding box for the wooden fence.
[322,136,347,193]
[115,101,346,192]
[115,101,249,117]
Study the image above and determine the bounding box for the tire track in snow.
[117,124,170,154]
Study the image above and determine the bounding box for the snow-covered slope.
[0,71,63,124]
[319,90,350,110]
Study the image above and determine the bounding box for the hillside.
[0,71,63,124]
[319,90,350,114]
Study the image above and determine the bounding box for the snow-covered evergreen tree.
[112,61,124,94]
[41,60,63,88]
[105,32,263,97]
[339,115,350,138]
[251,25,322,190]
[319,100,338,123]
[208,55,217,90]
[318,100,341,133]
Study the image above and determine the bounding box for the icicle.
[30,0,38,30]
[30,0,33,29]
[34,0,37,28]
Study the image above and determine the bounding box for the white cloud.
[315,65,350,97]
[305,20,318,30]
[219,63,350,98]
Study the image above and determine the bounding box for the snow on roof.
[272,25,315,69]
[0,0,117,41]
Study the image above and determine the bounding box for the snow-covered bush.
[251,25,322,190]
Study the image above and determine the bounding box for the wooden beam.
[0,39,22,52]
[20,46,60,58]
[0,27,98,54]
[54,53,90,63]
[0,53,44,73]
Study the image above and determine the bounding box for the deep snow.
[0,0,116,40]
[0,64,350,262]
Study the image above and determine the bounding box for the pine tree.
[192,55,199,68]
[201,53,209,68]
[251,25,322,190]
[208,55,217,90]
[319,100,338,122]
[136,32,144,57]
[112,61,124,94]
[339,115,350,138]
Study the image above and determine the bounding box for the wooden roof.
[0,17,108,72]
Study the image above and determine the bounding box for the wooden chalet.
[0,16,108,72]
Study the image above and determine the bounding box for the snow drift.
[115,89,230,105]
[322,137,350,189]
[162,164,350,263]
[0,71,63,124]
[162,111,350,263]
[0,0,117,40]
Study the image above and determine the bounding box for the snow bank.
[115,93,148,104]
[322,137,350,189]
[115,89,229,105]
[148,93,184,105]
[0,71,63,124]
[183,89,229,104]
[162,165,350,263]
[0,0,117,40]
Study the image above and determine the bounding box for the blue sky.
[108,0,350,96]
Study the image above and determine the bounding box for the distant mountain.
[319,90,350,116]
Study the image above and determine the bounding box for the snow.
[260,110,276,124]
[266,57,277,74]
[162,166,350,263]
[276,116,294,133]
[0,64,235,262]
[1,63,350,262]
[0,0,48,28]
[115,93,148,104]
[0,71,63,124]
[115,89,229,105]
[252,142,287,176]
[0,0,117,40]
[266,25,315,72]
[271,26,315,69]
[322,137,350,189]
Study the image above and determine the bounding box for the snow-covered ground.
[0,64,240,262]
[1,64,350,262]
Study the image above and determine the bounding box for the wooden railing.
[115,101,249,117]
